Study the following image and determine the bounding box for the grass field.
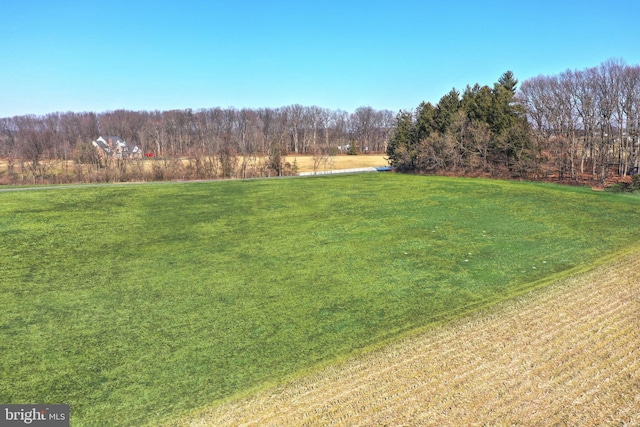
[1,173,639,426]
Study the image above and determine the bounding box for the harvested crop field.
[177,251,640,426]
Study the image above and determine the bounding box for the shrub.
[605,179,640,193]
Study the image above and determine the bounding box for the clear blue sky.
[2,0,639,117]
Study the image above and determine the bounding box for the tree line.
[0,105,394,184]
[3,59,639,186]
[387,59,640,185]
[518,58,640,182]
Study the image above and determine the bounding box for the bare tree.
[518,59,640,183]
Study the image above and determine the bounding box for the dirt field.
[175,251,640,427]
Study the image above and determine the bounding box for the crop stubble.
[179,253,640,426]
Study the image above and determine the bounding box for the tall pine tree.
[386,111,417,171]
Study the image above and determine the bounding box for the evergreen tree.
[489,72,535,172]
[386,110,417,171]
[415,101,437,141]
[434,89,461,134]
[462,84,493,124]
[497,70,518,94]
[490,71,521,134]
[388,71,537,178]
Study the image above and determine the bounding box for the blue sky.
[2,0,639,117]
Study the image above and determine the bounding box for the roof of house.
[92,136,140,156]
[106,136,124,145]
[92,137,111,153]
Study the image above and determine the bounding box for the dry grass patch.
[175,252,640,427]
[290,155,387,172]
[154,154,387,173]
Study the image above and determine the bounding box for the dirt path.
[175,253,640,427]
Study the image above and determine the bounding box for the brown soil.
[173,251,640,427]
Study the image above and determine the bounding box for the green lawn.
[1,174,639,426]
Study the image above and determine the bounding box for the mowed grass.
[1,174,639,426]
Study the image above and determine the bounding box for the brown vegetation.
[0,106,394,185]
[292,154,387,172]
[0,154,388,185]
[173,251,640,426]
[520,59,640,183]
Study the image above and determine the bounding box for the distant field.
[1,174,639,426]
[189,251,640,426]
[289,154,387,172]
[127,154,388,173]
[0,154,388,179]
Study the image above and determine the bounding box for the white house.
[92,136,141,159]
